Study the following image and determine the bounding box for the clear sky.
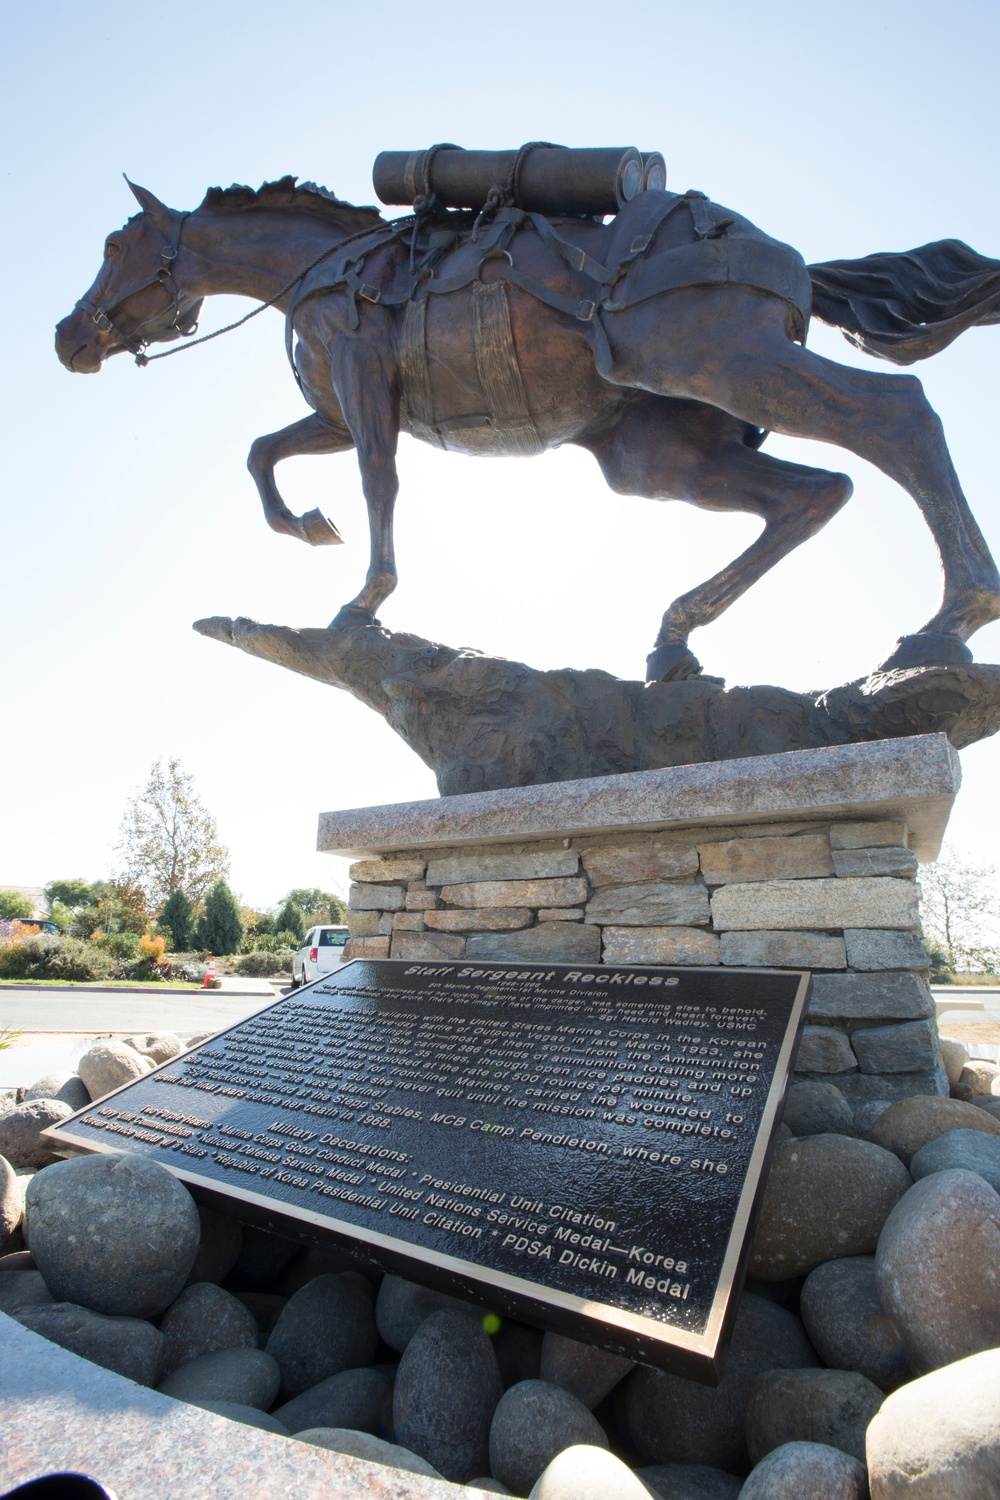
[3,0,999,909]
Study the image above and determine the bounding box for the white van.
[290,925,350,987]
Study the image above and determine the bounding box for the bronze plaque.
[46,959,809,1381]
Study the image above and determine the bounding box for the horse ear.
[123,175,175,232]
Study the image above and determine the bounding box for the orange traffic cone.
[203,956,216,989]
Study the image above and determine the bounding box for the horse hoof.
[330,604,377,629]
[301,508,343,546]
[876,631,974,672]
[645,642,703,683]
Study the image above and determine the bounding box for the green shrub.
[274,928,301,950]
[160,890,194,951]
[95,931,141,961]
[1,935,116,982]
[196,880,245,956]
[237,950,280,976]
[274,900,305,943]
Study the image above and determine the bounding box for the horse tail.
[807,238,1000,365]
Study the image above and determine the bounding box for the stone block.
[844,929,928,971]
[831,847,919,878]
[441,877,587,909]
[813,1067,948,1106]
[538,908,584,921]
[602,927,720,966]
[581,843,698,889]
[346,910,380,938]
[794,1026,857,1074]
[342,937,390,962]
[719,931,846,969]
[711,878,919,932]
[348,858,427,883]
[466,924,601,964]
[585,881,710,927]
[424,908,533,932]
[850,1020,940,1074]
[390,932,466,961]
[348,883,405,912]
[377,913,395,936]
[808,972,935,1022]
[698,834,834,885]
[405,885,440,911]
[425,849,579,886]
[391,912,426,931]
[830,820,909,849]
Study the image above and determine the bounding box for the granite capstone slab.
[0,1309,468,1499]
[317,736,959,864]
[44,958,809,1383]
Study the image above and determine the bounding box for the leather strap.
[471,282,544,456]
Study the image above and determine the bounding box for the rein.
[79,215,384,368]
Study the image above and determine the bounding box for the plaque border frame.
[44,959,811,1382]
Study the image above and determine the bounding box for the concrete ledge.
[0,1312,473,1500]
[319,735,960,864]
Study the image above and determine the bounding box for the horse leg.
[610,294,1000,668]
[327,335,401,626]
[247,413,354,546]
[581,398,852,680]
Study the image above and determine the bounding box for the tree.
[285,888,347,924]
[45,878,100,911]
[116,758,229,908]
[159,890,194,951]
[0,891,33,921]
[920,846,1000,974]
[274,899,306,943]
[196,880,245,956]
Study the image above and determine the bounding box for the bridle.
[74,213,202,364]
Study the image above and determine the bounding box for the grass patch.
[0,978,208,991]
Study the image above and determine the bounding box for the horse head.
[55,180,204,372]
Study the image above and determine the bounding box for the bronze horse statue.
[55,175,1000,681]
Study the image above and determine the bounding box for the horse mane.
[197,176,385,235]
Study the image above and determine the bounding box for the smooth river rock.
[781,1082,855,1137]
[158,1347,281,1409]
[23,1072,91,1110]
[909,1126,1000,1194]
[633,1463,742,1499]
[624,1293,817,1473]
[189,1400,290,1435]
[0,1099,75,1168]
[159,1281,259,1373]
[294,1427,443,1478]
[77,1039,151,1099]
[800,1255,909,1391]
[265,1272,379,1399]
[394,1308,503,1481]
[374,1273,471,1353]
[25,1152,200,1316]
[14,1301,165,1385]
[745,1367,884,1465]
[489,1379,608,1496]
[0,1268,53,1314]
[750,1134,911,1279]
[865,1347,1000,1498]
[527,1445,649,1500]
[186,1202,244,1286]
[273,1366,390,1434]
[740,1442,869,1500]
[867,1094,1000,1165]
[539,1330,635,1409]
[875,1167,1000,1372]
[1,1154,20,1244]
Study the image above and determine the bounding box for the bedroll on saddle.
[373,144,667,218]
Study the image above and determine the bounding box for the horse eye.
[104,243,119,258]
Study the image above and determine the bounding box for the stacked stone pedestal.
[322,735,961,1112]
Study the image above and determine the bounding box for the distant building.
[0,885,59,932]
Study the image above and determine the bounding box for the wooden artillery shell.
[373,146,646,216]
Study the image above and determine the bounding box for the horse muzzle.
[55,309,111,373]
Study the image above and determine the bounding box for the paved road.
[0,989,280,1037]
